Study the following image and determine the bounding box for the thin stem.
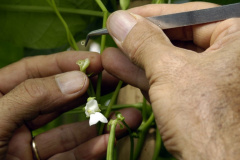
[95,0,109,102]
[95,0,108,12]
[122,121,134,160]
[152,128,161,160]
[142,98,148,122]
[0,5,103,17]
[98,81,123,135]
[107,121,117,160]
[134,113,155,160]
[65,103,143,115]
[88,80,96,97]
[48,0,79,50]
[104,81,123,118]
[96,72,102,102]
[151,0,165,4]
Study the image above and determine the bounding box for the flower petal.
[86,99,99,112]
[89,112,108,126]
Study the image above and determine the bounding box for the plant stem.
[122,120,134,160]
[65,103,143,115]
[98,81,123,135]
[95,0,108,12]
[107,120,117,160]
[151,0,165,4]
[152,128,161,160]
[47,0,79,51]
[133,113,155,160]
[95,0,109,102]
[0,5,103,17]
[142,98,148,122]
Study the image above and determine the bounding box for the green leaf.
[0,0,100,49]
[0,41,24,68]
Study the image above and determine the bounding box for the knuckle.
[225,18,240,31]
[58,126,77,150]
[20,79,48,101]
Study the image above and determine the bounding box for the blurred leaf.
[0,41,24,68]
[0,0,100,49]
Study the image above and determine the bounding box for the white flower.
[85,97,108,126]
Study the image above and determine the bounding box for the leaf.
[0,0,100,49]
[0,41,24,68]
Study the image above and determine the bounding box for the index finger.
[129,2,219,49]
[0,51,102,95]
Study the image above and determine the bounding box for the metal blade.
[85,2,240,46]
[147,2,240,29]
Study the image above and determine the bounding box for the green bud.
[116,112,125,121]
[76,58,90,73]
[87,97,96,102]
[120,0,130,10]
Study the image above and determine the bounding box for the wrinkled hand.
[102,2,240,159]
[0,51,141,160]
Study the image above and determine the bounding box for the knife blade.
[85,2,240,46]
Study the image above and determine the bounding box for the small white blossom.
[85,97,108,126]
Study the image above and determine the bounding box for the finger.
[102,47,149,91]
[207,18,240,51]
[32,108,141,159]
[48,134,109,160]
[6,126,32,160]
[128,2,219,49]
[0,71,88,140]
[35,121,97,160]
[106,10,195,82]
[0,51,102,95]
[26,98,88,130]
[28,70,120,130]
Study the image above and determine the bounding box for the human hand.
[102,2,240,159]
[0,51,141,160]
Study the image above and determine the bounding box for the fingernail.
[108,11,137,42]
[55,71,86,94]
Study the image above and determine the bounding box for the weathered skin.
[102,2,240,159]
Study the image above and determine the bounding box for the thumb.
[107,11,192,80]
[0,71,88,138]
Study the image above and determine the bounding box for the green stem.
[151,0,165,4]
[122,121,134,160]
[152,128,161,160]
[142,98,148,122]
[134,113,155,160]
[0,5,103,17]
[96,0,108,12]
[107,120,117,160]
[47,0,79,51]
[88,80,96,97]
[96,72,102,102]
[104,81,123,118]
[66,103,143,115]
[95,0,109,102]
[98,81,123,135]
